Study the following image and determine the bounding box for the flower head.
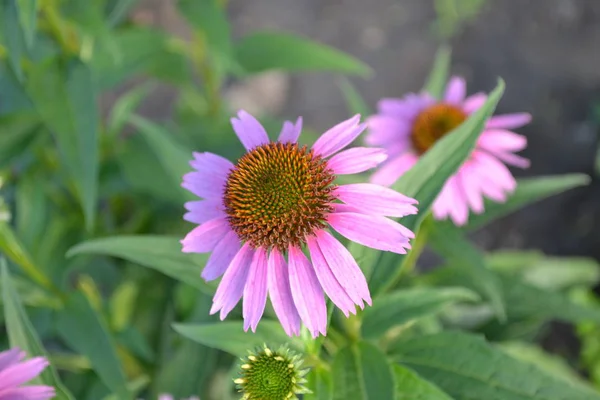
[366,76,530,226]
[234,345,308,400]
[0,347,55,400]
[182,111,417,337]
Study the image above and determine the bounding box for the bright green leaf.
[466,174,590,231]
[56,292,131,400]
[1,261,75,400]
[361,287,479,339]
[422,45,451,99]
[392,331,600,400]
[337,77,371,116]
[332,341,394,400]
[26,58,99,231]
[235,32,371,76]
[67,235,212,294]
[172,320,302,356]
[393,364,453,400]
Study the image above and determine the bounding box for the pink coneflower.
[0,347,55,400]
[366,76,530,226]
[181,111,417,337]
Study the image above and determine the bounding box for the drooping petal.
[458,164,484,214]
[181,170,227,199]
[312,115,366,158]
[267,249,301,336]
[278,117,303,144]
[326,147,387,175]
[314,230,371,307]
[189,152,233,178]
[201,230,240,281]
[444,76,466,104]
[478,129,527,152]
[243,247,269,332]
[0,349,24,372]
[486,113,532,130]
[183,199,226,224]
[231,110,270,151]
[306,237,356,316]
[473,150,517,193]
[210,243,254,319]
[334,183,418,217]
[0,358,48,389]
[328,212,413,254]
[433,175,469,226]
[181,218,231,253]
[287,245,327,337]
[369,152,418,187]
[1,385,56,400]
[462,92,487,114]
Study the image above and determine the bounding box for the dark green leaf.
[332,341,394,400]
[0,113,40,166]
[56,292,131,400]
[235,32,371,76]
[393,365,453,400]
[466,174,590,231]
[361,287,478,339]
[172,320,303,356]
[422,45,451,99]
[67,235,212,294]
[17,0,37,48]
[1,261,75,400]
[26,58,99,231]
[305,366,333,400]
[2,0,25,80]
[337,77,371,116]
[392,331,600,400]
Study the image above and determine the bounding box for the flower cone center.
[224,142,336,251]
[411,103,467,154]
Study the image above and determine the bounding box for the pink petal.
[210,243,254,319]
[201,230,240,281]
[181,171,226,199]
[0,386,56,400]
[462,92,487,114]
[312,115,366,158]
[243,247,268,332]
[458,164,484,214]
[478,129,527,152]
[287,245,327,338]
[370,152,418,187]
[306,237,356,317]
[473,151,517,192]
[181,218,231,253]
[267,249,301,337]
[183,199,225,224]
[327,147,387,175]
[0,358,48,389]
[486,113,532,130]
[231,110,270,151]
[0,349,24,372]
[444,76,466,104]
[378,97,425,118]
[334,183,418,217]
[314,230,371,307]
[278,117,303,144]
[433,175,469,226]
[159,395,174,400]
[328,212,413,254]
[189,152,233,179]
[365,115,411,147]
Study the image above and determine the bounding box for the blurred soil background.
[107,0,600,354]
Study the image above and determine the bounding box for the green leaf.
[2,0,25,80]
[332,341,394,400]
[56,292,131,400]
[422,45,451,99]
[235,32,371,76]
[466,174,590,231]
[305,366,333,400]
[337,77,371,116]
[16,0,37,48]
[107,83,154,137]
[427,221,506,321]
[67,235,212,294]
[368,79,505,296]
[172,320,303,356]
[392,331,600,400]
[0,113,40,166]
[128,114,193,202]
[392,365,453,400]
[26,58,99,231]
[1,261,75,400]
[106,0,139,26]
[361,287,478,339]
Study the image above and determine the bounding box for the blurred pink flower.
[158,395,199,400]
[366,76,530,226]
[0,347,55,400]
[181,110,417,337]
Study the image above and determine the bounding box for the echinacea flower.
[235,345,308,400]
[366,76,530,226]
[0,347,55,400]
[182,111,417,337]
